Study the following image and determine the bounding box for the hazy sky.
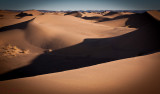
[0,0,160,10]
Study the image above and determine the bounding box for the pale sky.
[0,0,160,10]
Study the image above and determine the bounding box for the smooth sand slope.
[0,52,159,94]
[0,10,160,94]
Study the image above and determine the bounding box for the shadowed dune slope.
[53,18,160,58]
[0,52,160,94]
[82,11,158,28]
[101,12,157,28]
[16,12,33,18]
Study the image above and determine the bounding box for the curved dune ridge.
[0,10,160,94]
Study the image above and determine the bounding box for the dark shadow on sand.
[0,18,35,32]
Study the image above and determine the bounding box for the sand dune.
[81,12,132,27]
[82,12,104,17]
[0,52,159,94]
[0,12,136,74]
[23,10,42,16]
[0,10,19,19]
[0,10,160,94]
[0,10,42,27]
[64,11,82,17]
[147,10,160,21]
[1,14,135,50]
[82,11,156,28]
[53,23,159,58]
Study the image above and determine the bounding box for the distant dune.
[23,10,42,16]
[64,11,82,17]
[147,10,160,21]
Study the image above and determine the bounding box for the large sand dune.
[0,52,159,94]
[0,10,160,94]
